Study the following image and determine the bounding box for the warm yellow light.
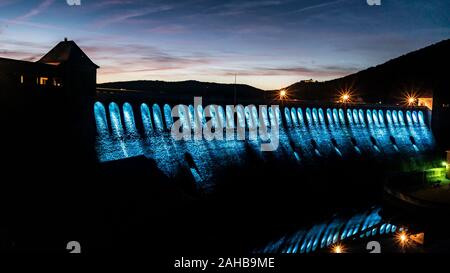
[340,93,351,103]
[407,97,416,105]
[410,232,425,245]
[337,88,355,104]
[39,77,49,85]
[335,86,357,103]
[331,243,345,254]
[395,231,411,248]
[400,234,407,242]
[403,91,418,106]
[279,90,288,100]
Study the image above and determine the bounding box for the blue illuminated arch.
[94,102,109,136]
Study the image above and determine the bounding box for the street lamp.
[331,243,346,253]
[395,230,411,249]
[337,88,354,103]
[403,91,419,106]
[407,96,417,106]
[341,93,350,103]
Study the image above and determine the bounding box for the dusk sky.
[0,0,449,90]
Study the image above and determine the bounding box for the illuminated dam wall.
[94,101,435,190]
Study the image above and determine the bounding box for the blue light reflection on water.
[256,207,400,254]
[94,102,435,189]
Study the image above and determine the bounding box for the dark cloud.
[219,64,359,78]
[82,43,213,74]
[0,49,42,61]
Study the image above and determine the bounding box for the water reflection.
[254,207,402,254]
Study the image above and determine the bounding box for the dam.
[94,100,435,192]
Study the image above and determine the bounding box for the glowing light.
[442,161,448,167]
[400,233,407,242]
[331,243,346,253]
[410,233,425,245]
[407,97,417,106]
[279,90,287,100]
[337,88,354,103]
[403,91,419,106]
[395,231,412,249]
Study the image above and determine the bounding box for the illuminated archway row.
[95,102,177,136]
[94,102,435,169]
[281,106,425,128]
[256,207,401,254]
[94,102,428,148]
[94,102,288,137]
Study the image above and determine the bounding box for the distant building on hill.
[301,79,318,83]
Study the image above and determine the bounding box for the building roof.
[38,39,99,69]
